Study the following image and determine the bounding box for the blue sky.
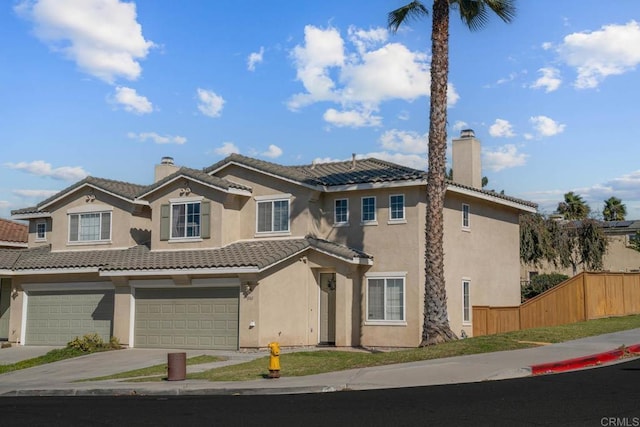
[2,0,640,219]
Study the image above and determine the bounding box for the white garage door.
[135,287,238,350]
[25,290,114,346]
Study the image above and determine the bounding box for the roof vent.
[161,156,174,165]
[460,129,475,138]
[351,153,356,170]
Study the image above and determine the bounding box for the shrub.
[522,273,569,301]
[66,333,122,353]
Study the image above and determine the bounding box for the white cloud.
[557,21,640,89]
[323,108,382,128]
[5,160,88,181]
[482,144,527,172]
[288,25,443,128]
[452,121,469,133]
[113,86,153,114]
[215,142,240,156]
[13,189,59,198]
[530,67,562,92]
[379,129,427,154]
[127,132,186,145]
[488,119,516,138]
[247,46,264,71]
[197,88,225,118]
[530,115,566,137]
[16,0,154,83]
[261,144,283,159]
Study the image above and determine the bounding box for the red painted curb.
[531,344,640,376]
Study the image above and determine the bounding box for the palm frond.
[452,0,516,31]
[388,1,429,33]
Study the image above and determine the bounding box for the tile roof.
[139,167,252,197]
[2,237,371,273]
[206,153,537,208]
[0,219,28,244]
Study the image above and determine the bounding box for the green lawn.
[190,314,640,382]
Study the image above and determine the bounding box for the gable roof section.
[3,237,372,275]
[206,153,537,210]
[137,167,252,199]
[0,218,28,246]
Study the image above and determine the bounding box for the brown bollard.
[167,352,187,381]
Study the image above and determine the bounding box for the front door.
[319,273,336,344]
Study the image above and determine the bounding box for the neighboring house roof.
[206,153,537,210]
[0,218,28,247]
[137,167,252,199]
[1,236,372,274]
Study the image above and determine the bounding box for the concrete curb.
[530,343,640,375]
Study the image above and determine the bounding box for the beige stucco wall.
[26,190,150,251]
[444,191,522,337]
[239,251,362,348]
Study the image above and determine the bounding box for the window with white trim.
[257,199,289,233]
[389,194,405,221]
[69,212,111,242]
[171,201,201,238]
[462,203,470,229]
[36,221,46,240]
[334,198,349,225]
[462,279,471,324]
[367,275,405,322]
[361,196,376,223]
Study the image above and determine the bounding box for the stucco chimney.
[452,129,482,188]
[154,156,179,182]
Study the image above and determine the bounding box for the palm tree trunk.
[421,0,457,346]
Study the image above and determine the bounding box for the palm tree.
[556,191,590,220]
[388,0,516,346]
[602,196,626,221]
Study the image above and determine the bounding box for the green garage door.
[135,287,238,350]
[26,290,114,345]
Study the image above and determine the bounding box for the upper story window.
[462,203,470,229]
[361,196,377,224]
[366,273,406,324]
[160,198,210,242]
[36,221,46,241]
[69,212,111,242]
[334,198,349,226]
[172,201,201,238]
[389,194,405,222]
[256,195,290,234]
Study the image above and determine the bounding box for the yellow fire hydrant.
[268,341,281,378]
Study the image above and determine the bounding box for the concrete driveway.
[0,345,61,365]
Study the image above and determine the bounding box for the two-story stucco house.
[1,130,536,349]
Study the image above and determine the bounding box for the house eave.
[0,241,28,248]
[99,267,261,277]
[446,185,537,213]
[136,174,252,200]
[12,267,100,275]
[39,183,135,211]
[11,213,52,220]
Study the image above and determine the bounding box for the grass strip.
[189,314,640,382]
[1,347,100,375]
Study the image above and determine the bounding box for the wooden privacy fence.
[473,272,640,337]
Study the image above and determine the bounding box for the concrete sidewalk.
[1,328,639,396]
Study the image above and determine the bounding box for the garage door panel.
[26,290,114,346]
[135,287,238,350]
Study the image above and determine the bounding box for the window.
[334,199,349,225]
[36,221,46,240]
[361,196,376,223]
[462,203,470,229]
[69,212,111,242]
[462,280,471,324]
[257,199,289,233]
[389,194,405,221]
[366,275,405,322]
[171,201,201,238]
